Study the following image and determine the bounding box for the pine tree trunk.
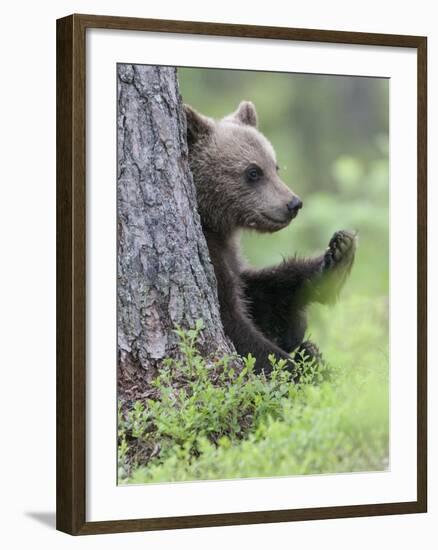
[117,64,235,402]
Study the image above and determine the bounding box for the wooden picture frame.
[57,13,427,535]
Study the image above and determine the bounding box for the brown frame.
[56,13,428,535]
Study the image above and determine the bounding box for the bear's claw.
[323,230,356,271]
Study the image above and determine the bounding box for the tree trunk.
[117,64,235,401]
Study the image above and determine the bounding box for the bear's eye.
[245,164,263,183]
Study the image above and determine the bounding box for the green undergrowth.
[119,295,389,485]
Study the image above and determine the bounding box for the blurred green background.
[179,68,389,300]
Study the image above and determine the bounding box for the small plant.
[119,295,389,484]
[118,320,317,481]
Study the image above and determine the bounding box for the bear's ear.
[184,104,213,144]
[230,101,258,127]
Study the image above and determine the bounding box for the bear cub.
[185,100,356,376]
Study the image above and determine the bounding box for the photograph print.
[117,63,389,485]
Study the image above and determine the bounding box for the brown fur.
[185,101,356,375]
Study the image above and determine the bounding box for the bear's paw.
[323,229,357,272]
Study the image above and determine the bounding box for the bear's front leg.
[313,229,357,304]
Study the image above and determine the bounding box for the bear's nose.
[287,196,303,214]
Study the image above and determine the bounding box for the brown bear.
[184,100,356,375]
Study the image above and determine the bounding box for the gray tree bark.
[117,64,235,401]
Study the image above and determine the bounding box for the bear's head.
[184,101,302,236]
